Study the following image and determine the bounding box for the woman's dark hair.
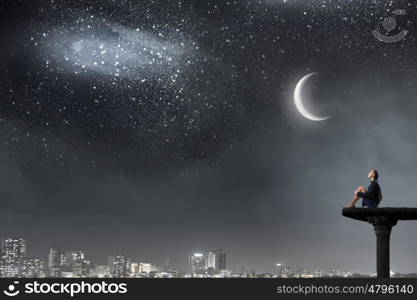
[373,170,379,180]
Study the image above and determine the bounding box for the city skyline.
[0,237,366,278]
[2,236,416,278]
[3,0,417,277]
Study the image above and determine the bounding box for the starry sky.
[2,0,417,274]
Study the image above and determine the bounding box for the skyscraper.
[65,251,90,278]
[189,252,206,275]
[1,238,26,277]
[22,257,44,278]
[207,249,226,272]
[108,255,130,278]
[48,247,62,277]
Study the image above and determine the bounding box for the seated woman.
[345,169,382,208]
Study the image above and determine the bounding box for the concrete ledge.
[343,207,417,222]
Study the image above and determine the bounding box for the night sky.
[2,0,417,274]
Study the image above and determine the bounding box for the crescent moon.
[294,73,331,121]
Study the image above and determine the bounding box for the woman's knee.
[357,186,366,192]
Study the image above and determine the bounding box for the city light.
[0,237,409,278]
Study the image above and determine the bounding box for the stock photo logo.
[3,281,20,297]
[2,281,128,297]
[372,8,409,43]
